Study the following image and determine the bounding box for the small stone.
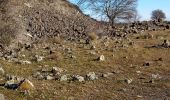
[52,67,63,74]
[86,72,98,80]
[4,80,18,90]
[162,40,170,47]
[102,72,113,78]
[72,75,85,82]
[90,45,96,49]
[151,74,161,79]
[166,25,170,29]
[22,60,32,64]
[137,95,143,98]
[143,62,150,66]
[89,51,96,55]
[0,94,5,100]
[136,71,141,74]
[41,67,50,72]
[158,58,163,61]
[33,72,44,80]
[60,75,68,81]
[118,88,127,92]
[98,55,105,61]
[70,55,76,59]
[34,55,44,62]
[11,58,22,64]
[149,79,154,83]
[125,78,133,84]
[45,75,54,80]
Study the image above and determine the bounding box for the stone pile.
[150,39,170,48]
[108,21,170,38]
[32,67,115,82]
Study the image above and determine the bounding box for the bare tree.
[151,9,166,21]
[77,0,138,26]
[130,12,141,22]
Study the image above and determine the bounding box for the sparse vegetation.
[0,0,170,100]
[87,32,98,41]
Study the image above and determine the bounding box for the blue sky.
[69,0,170,21]
[138,0,170,20]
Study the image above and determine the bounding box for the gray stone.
[162,40,170,47]
[32,55,44,62]
[22,60,32,64]
[151,74,161,79]
[86,72,98,80]
[98,55,105,61]
[125,78,133,84]
[4,79,18,90]
[33,72,44,80]
[45,75,54,80]
[102,72,113,78]
[41,67,50,72]
[90,45,96,50]
[52,67,63,74]
[60,75,68,81]
[70,55,76,59]
[72,75,85,82]
[89,51,96,55]
[5,74,15,80]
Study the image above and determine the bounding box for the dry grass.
[0,30,170,100]
[87,32,98,41]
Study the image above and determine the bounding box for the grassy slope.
[0,30,170,100]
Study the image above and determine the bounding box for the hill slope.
[0,0,96,47]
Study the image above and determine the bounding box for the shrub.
[87,32,98,41]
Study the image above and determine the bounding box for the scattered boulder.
[52,67,63,74]
[125,78,133,84]
[158,58,163,61]
[5,74,16,81]
[45,75,54,80]
[60,75,69,81]
[72,75,85,82]
[162,40,170,47]
[86,72,98,80]
[101,72,114,78]
[32,55,44,62]
[151,74,161,79]
[98,55,105,61]
[33,72,44,80]
[90,45,96,50]
[165,25,170,29]
[143,62,150,67]
[4,79,19,90]
[22,60,32,64]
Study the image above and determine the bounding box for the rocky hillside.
[0,0,98,47]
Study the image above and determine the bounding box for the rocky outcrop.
[0,0,98,47]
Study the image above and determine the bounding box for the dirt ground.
[0,30,170,100]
